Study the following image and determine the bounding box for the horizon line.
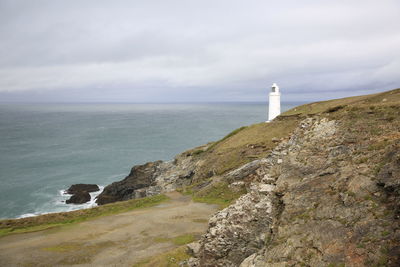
[0,100,309,105]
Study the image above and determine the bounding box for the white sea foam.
[18,213,46,218]
[17,186,105,219]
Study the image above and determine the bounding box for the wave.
[17,185,105,219]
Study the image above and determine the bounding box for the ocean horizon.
[0,102,302,219]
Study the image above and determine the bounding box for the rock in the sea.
[64,184,99,205]
[65,184,99,194]
[66,191,91,204]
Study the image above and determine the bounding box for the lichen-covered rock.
[377,147,400,195]
[190,115,400,267]
[223,159,270,183]
[187,241,201,257]
[193,183,277,266]
[96,147,200,205]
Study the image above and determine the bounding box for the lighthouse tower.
[267,83,281,122]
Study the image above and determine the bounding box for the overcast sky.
[0,0,399,102]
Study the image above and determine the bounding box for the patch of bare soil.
[0,192,217,267]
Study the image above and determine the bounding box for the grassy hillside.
[189,88,400,182]
[195,118,299,177]
[188,88,400,266]
[180,88,400,207]
[282,88,400,116]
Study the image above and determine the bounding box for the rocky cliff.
[96,149,200,205]
[98,89,400,266]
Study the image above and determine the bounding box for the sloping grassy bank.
[192,88,400,179]
[0,194,168,238]
[190,118,299,179]
[179,180,246,209]
[183,88,400,209]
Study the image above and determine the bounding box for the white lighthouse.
[267,83,281,122]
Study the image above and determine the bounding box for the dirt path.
[0,192,217,267]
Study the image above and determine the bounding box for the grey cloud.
[0,0,399,102]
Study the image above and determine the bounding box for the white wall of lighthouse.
[268,83,281,122]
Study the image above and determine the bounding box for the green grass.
[178,179,212,196]
[194,118,299,179]
[41,241,117,265]
[0,223,66,237]
[42,243,82,252]
[0,194,169,238]
[192,218,208,223]
[137,234,196,266]
[327,263,345,267]
[192,182,246,208]
[381,230,390,237]
[206,126,248,152]
[191,149,205,156]
[132,246,191,267]
[154,233,196,246]
[283,88,400,116]
[172,234,196,245]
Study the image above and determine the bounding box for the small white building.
[267,83,281,122]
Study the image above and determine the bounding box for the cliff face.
[97,89,400,266]
[187,91,400,266]
[97,154,199,204]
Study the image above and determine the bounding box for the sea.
[0,102,300,219]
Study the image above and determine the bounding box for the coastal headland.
[0,88,399,266]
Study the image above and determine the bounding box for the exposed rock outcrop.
[65,184,99,194]
[196,184,278,266]
[64,184,99,204]
[96,148,201,205]
[188,115,400,266]
[66,191,91,204]
[377,147,400,221]
[96,161,162,205]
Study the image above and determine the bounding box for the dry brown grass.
[193,117,299,179]
[282,88,400,116]
[194,89,400,180]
